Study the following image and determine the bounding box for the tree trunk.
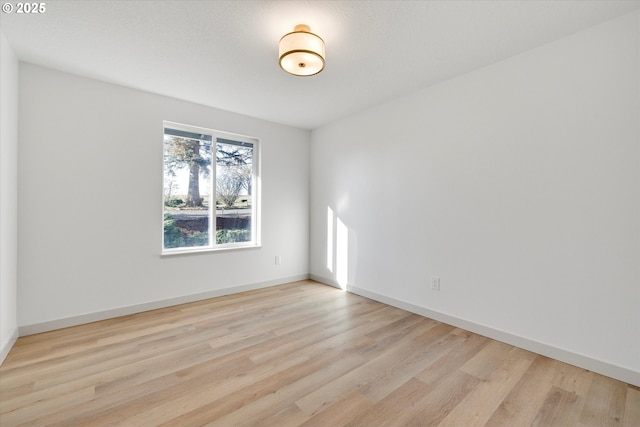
[186,140,202,207]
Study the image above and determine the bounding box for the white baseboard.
[19,274,309,336]
[0,327,19,365]
[311,276,639,387]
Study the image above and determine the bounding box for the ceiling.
[2,0,638,130]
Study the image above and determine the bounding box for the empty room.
[1,1,638,426]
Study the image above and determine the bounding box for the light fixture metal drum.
[279,24,325,76]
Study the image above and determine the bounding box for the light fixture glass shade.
[279,24,325,76]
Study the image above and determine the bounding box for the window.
[162,122,259,253]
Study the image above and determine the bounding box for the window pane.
[215,139,253,244]
[162,122,259,253]
[163,133,212,249]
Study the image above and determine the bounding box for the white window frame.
[162,121,260,255]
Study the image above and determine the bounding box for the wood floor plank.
[552,362,594,398]
[125,354,311,427]
[460,340,520,380]
[298,390,372,427]
[294,318,442,415]
[0,386,96,426]
[0,280,636,427]
[485,356,562,426]
[578,375,628,427]
[355,372,480,427]
[1,341,211,414]
[415,331,489,386]
[1,333,221,413]
[148,344,365,425]
[531,386,585,427]
[204,353,368,427]
[156,352,358,426]
[436,347,534,427]
[623,386,640,427]
[247,301,387,365]
[343,377,436,427]
[357,324,463,402]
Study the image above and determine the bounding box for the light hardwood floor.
[1,280,638,426]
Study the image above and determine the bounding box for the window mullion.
[211,137,216,247]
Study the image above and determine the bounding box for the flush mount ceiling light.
[279,24,325,76]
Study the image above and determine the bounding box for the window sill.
[161,244,261,257]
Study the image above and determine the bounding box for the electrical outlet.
[275,256,281,265]
[431,277,440,291]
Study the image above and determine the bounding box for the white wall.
[310,11,639,385]
[0,31,19,363]
[18,64,310,331]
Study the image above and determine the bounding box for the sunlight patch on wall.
[327,206,334,273]
[336,217,349,289]
[326,206,349,290]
